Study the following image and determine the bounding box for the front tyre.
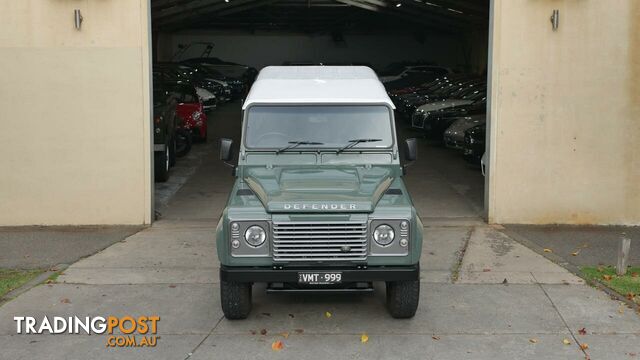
[220,280,252,320]
[386,280,420,318]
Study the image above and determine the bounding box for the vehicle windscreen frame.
[242,103,397,151]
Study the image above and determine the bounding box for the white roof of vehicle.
[243,66,395,109]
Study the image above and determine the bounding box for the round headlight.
[244,225,266,247]
[192,111,201,120]
[373,224,395,246]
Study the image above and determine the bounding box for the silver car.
[443,114,486,150]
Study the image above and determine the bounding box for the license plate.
[298,272,342,285]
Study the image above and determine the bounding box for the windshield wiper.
[276,141,324,154]
[336,138,382,154]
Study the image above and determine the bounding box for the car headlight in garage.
[373,224,395,246]
[244,225,266,247]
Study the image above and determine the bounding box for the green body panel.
[216,103,423,269]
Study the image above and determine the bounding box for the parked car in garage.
[155,62,231,104]
[163,82,208,142]
[463,123,486,165]
[196,87,217,111]
[181,58,253,97]
[424,95,487,138]
[152,89,178,182]
[443,114,486,150]
[379,65,450,83]
[383,68,450,90]
[411,89,486,133]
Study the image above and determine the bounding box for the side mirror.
[219,138,234,163]
[404,138,417,162]
[403,138,417,175]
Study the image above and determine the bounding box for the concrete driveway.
[0,104,638,359]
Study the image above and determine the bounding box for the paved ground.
[0,226,141,269]
[1,103,639,359]
[505,225,640,267]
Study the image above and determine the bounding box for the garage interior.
[150,0,491,222]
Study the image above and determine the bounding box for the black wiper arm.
[276,141,324,154]
[336,138,382,154]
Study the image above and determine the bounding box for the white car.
[411,99,476,129]
[196,87,217,111]
[443,114,486,150]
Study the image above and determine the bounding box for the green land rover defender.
[216,66,422,319]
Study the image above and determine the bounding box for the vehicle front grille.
[272,222,368,262]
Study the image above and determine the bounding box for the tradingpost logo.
[14,315,160,347]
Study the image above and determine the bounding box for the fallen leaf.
[261,312,271,317]
[580,343,589,350]
[627,293,636,301]
[361,333,369,343]
[618,304,625,314]
[325,311,332,318]
[45,280,53,284]
[502,278,508,284]
[602,274,613,281]
[294,329,304,334]
[597,266,605,273]
[432,336,440,340]
[60,298,71,304]
[482,268,491,272]
[168,284,176,288]
[578,328,587,335]
[249,330,257,335]
[562,338,571,345]
[288,313,295,318]
[543,248,552,253]
[571,251,580,256]
[279,331,289,339]
[271,340,284,351]
[260,329,267,335]
[529,338,538,344]
[632,272,639,278]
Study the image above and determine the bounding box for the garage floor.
[1,103,638,359]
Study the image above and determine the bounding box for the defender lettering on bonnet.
[216,66,422,320]
[283,203,357,210]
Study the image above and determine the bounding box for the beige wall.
[487,0,640,225]
[0,0,152,225]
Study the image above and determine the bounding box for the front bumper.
[220,264,419,283]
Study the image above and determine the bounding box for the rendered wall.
[486,0,640,225]
[0,0,153,225]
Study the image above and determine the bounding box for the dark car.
[152,89,178,182]
[463,123,486,165]
[181,58,252,97]
[155,62,231,104]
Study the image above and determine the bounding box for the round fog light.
[400,221,409,230]
[400,238,408,247]
[231,240,240,249]
[231,223,239,231]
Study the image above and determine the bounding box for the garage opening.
[149,0,490,222]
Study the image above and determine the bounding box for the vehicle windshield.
[245,105,393,149]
